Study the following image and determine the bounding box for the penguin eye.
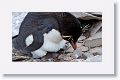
[62,35,73,41]
[68,37,73,41]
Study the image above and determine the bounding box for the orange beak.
[71,41,77,50]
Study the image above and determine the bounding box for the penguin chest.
[42,41,60,52]
[42,29,65,52]
[25,29,66,53]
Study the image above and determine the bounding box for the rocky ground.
[12,12,102,62]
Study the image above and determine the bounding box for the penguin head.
[62,27,82,50]
[60,13,82,50]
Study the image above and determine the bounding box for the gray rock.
[68,49,83,59]
[84,32,102,48]
[84,55,102,62]
[12,12,28,36]
[78,36,86,42]
[65,44,74,53]
[90,21,102,36]
[77,54,87,60]
[79,36,86,40]
[84,38,102,48]
[70,12,102,20]
[58,54,73,61]
[80,46,89,52]
[89,47,102,55]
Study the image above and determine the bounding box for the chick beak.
[71,41,77,50]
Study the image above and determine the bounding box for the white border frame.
[0,0,114,74]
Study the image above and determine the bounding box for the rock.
[89,47,102,55]
[83,52,94,58]
[65,46,74,52]
[77,43,83,48]
[52,53,59,59]
[86,32,102,40]
[70,12,102,20]
[79,46,89,52]
[12,12,28,37]
[58,54,73,61]
[63,57,73,61]
[12,55,31,61]
[71,59,85,62]
[77,36,86,42]
[77,54,87,60]
[81,47,102,61]
[43,52,59,59]
[68,49,83,59]
[70,59,79,62]
[84,55,102,62]
[90,21,102,36]
[86,12,102,16]
[84,32,102,48]
[77,43,89,52]
[12,48,31,61]
[67,53,79,59]
[84,38,102,48]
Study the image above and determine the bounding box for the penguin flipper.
[24,31,44,52]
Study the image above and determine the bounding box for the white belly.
[25,29,66,58]
[42,39,66,52]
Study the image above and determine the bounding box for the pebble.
[58,54,73,61]
[68,49,83,59]
[79,46,89,52]
[78,36,86,41]
[84,55,102,62]
[89,47,102,55]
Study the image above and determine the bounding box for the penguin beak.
[62,35,77,50]
[71,41,77,50]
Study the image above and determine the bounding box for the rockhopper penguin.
[12,12,82,58]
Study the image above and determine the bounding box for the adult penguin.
[12,12,82,58]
